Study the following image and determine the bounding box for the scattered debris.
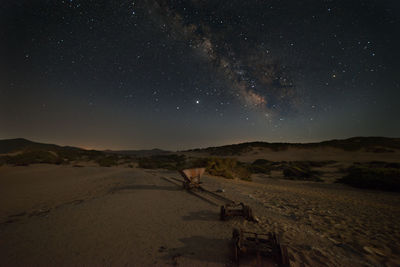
[232,228,290,266]
[220,202,256,222]
[179,168,205,189]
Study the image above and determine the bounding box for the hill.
[185,137,400,156]
[0,138,84,154]
[0,138,106,166]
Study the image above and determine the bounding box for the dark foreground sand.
[1,164,400,266]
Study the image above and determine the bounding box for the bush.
[283,162,322,182]
[205,158,237,179]
[250,159,272,174]
[200,157,252,181]
[5,151,63,166]
[96,156,119,167]
[336,166,400,192]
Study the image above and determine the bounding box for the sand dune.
[183,147,400,163]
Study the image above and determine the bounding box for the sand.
[1,164,400,266]
[0,165,233,266]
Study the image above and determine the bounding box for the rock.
[216,188,225,193]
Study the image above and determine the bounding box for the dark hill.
[185,137,400,156]
[0,138,82,154]
[0,139,108,166]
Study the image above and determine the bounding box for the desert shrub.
[250,159,272,174]
[283,163,322,182]
[236,162,252,181]
[200,157,252,181]
[336,166,400,192]
[366,147,395,153]
[250,160,334,175]
[205,157,237,179]
[138,154,186,170]
[5,151,63,166]
[96,155,119,167]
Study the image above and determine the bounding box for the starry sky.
[1,0,399,150]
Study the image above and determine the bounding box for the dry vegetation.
[2,138,400,192]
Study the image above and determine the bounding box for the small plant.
[283,162,322,182]
[193,157,252,181]
[250,159,272,174]
[5,151,63,166]
[336,166,400,192]
[96,156,119,167]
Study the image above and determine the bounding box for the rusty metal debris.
[163,171,290,264]
[177,169,258,221]
[220,202,256,222]
[179,168,205,189]
[232,228,290,266]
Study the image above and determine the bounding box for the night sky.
[1,0,399,150]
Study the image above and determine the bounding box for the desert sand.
[1,164,400,266]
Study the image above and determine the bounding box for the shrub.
[250,159,272,174]
[283,163,322,182]
[236,163,252,181]
[5,151,63,166]
[96,156,119,167]
[336,166,400,192]
[201,157,252,181]
[205,157,237,179]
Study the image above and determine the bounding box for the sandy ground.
[186,173,400,267]
[1,164,400,266]
[0,165,234,266]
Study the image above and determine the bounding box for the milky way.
[145,0,298,115]
[1,0,399,149]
